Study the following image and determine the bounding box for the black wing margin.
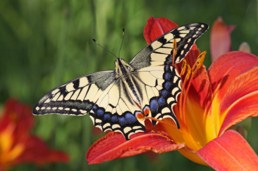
[33,71,115,116]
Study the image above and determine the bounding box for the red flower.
[0,99,69,170]
[86,17,258,170]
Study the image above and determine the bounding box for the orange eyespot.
[143,107,150,116]
[136,112,144,120]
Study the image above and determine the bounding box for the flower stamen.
[178,51,207,123]
[172,39,177,67]
[192,51,206,74]
[179,62,192,122]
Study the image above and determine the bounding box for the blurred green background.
[1,0,258,170]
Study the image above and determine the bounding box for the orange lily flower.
[86,17,258,170]
[0,99,69,170]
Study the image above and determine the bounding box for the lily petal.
[219,67,258,133]
[2,99,34,134]
[0,99,69,168]
[144,17,178,44]
[86,132,183,164]
[208,51,258,101]
[16,136,69,164]
[210,17,235,61]
[198,130,258,171]
[188,60,212,108]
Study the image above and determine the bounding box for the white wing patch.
[85,85,97,100]
[136,72,157,86]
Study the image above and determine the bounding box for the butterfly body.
[33,23,208,139]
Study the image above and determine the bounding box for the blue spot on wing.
[161,89,169,97]
[150,98,159,113]
[103,113,111,122]
[164,81,172,90]
[119,117,127,126]
[124,112,137,124]
[164,72,172,80]
[96,108,104,117]
[92,105,98,111]
[111,115,118,123]
[158,97,166,107]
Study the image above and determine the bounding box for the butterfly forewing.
[129,22,208,126]
[34,71,114,115]
[34,22,208,139]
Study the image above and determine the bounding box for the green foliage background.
[0,0,258,170]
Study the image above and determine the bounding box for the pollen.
[192,51,206,73]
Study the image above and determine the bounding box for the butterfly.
[33,23,208,139]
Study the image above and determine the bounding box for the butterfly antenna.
[92,38,118,58]
[118,28,125,57]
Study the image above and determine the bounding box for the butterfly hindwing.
[87,75,145,138]
[130,65,181,127]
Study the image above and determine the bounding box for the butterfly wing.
[129,23,208,125]
[130,23,208,68]
[33,71,145,138]
[130,65,181,126]
[33,71,115,115]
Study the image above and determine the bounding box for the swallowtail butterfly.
[33,23,208,139]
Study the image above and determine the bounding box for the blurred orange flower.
[86,17,258,170]
[0,99,69,170]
